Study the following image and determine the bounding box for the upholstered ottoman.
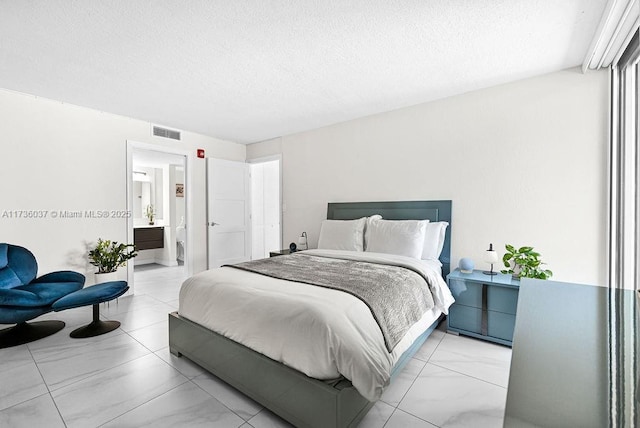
[52,281,128,338]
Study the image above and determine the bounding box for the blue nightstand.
[446,268,520,346]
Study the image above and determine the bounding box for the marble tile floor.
[0,264,512,427]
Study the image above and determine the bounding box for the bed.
[169,200,453,427]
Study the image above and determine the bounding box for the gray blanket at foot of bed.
[227,253,435,352]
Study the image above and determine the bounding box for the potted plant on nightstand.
[501,244,553,280]
[88,238,138,285]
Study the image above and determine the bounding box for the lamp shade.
[484,243,499,263]
[484,250,499,264]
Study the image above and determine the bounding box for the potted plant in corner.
[145,204,155,225]
[88,238,138,285]
[501,244,553,280]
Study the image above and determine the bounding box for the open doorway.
[249,157,281,259]
[126,142,190,294]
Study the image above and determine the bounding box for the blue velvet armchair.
[0,243,85,348]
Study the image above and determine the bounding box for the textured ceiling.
[0,1,608,144]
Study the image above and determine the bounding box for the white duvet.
[178,249,454,401]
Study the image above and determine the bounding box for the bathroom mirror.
[132,167,160,222]
[132,181,152,219]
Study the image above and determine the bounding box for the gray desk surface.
[504,279,610,427]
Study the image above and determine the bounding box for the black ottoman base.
[0,320,65,349]
[70,304,120,339]
[70,321,120,338]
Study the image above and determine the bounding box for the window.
[609,30,639,427]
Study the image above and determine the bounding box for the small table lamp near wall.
[483,243,499,275]
[298,232,308,250]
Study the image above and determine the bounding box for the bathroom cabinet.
[134,227,165,250]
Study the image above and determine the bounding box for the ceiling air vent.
[152,125,181,141]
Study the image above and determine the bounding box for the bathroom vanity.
[134,226,165,250]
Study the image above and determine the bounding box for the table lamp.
[483,243,499,275]
[298,232,308,250]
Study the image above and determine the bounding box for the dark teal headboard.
[327,200,452,277]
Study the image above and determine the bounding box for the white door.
[250,160,281,259]
[207,158,251,268]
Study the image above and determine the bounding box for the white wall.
[0,89,245,277]
[247,68,610,285]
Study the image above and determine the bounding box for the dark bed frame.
[169,200,452,428]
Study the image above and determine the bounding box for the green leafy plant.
[88,239,138,273]
[145,204,155,224]
[501,244,552,280]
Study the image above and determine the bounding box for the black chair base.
[70,304,120,338]
[0,320,65,349]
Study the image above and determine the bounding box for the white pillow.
[365,219,428,259]
[422,221,449,260]
[363,214,382,251]
[317,218,367,251]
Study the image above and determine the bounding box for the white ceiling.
[0,1,608,144]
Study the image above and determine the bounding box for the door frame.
[126,140,193,293]
[247,155,283,255]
